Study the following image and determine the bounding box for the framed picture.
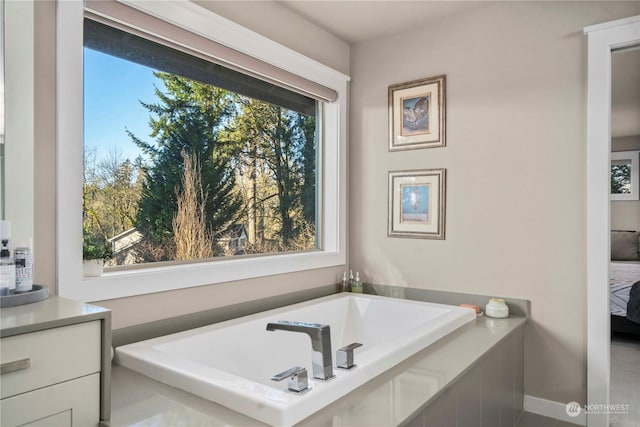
[388,169,446,239]
[388,75,446,151]
[611,150,639,201]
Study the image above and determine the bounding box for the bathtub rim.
[114,292,478,425]
[107,309,527,426]
[110,283,530,349]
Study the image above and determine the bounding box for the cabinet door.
[22,410,71,427]
[0,373,99,427]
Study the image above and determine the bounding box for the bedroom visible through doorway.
[609,46,640,427]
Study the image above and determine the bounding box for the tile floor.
[514,412,581,427]
[516,336,640,427]
[610,334,640,427]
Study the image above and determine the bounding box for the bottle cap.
[14,237,32,249]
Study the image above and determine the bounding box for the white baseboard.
[523,395,587,425]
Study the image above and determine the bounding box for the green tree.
[130,73,242,259]
[225,96,316,250]
[611,164,631,194]
[297,113,317,227]
[83,148,143,241]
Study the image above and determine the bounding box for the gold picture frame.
[388,75,446,151]
[388,169,446,239]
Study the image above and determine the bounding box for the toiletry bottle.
[349,270,354,290]
[485,298,509,318]
[352,272,363,293]
[0,241,16,296]
[14,240,33,293]
[342,271,350,292]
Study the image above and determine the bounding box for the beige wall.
[34,0,57,297]
[611,136,640,231]
[349,1,640,405]
[194,1,350,76]
[31,1,349,330]
[611,46,640,232]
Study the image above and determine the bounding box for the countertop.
[105,313,526,426]
[0,295,110,337]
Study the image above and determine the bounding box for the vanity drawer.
[0,321,101,399]
[0,373,100,427]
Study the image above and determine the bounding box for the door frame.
[584,15,640,427]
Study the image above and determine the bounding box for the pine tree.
[130,73,242,259]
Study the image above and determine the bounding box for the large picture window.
[57,0,347,301]
[83,19,319,269]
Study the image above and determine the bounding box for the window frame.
[57,0,348,302]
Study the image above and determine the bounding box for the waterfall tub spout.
[266,320,334,380]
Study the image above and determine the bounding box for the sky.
[83,48,162,163]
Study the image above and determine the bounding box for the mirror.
[2,0,34,240]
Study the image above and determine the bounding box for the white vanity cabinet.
[0,297,111,427]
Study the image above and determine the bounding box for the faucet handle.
[336,342,363,369]
[271,366,309,393]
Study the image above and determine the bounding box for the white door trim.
[584,15,640,427]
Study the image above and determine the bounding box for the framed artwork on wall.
[611,150,639,201]
[388,169,446,239]
[388,75,446,151]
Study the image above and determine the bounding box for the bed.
[610,230,640,338]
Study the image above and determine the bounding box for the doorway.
[585,15,640,427]
[609,47,640,427]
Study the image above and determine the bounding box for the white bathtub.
[115,293,476,426]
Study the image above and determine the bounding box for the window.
[83,19,319,268]
[57,1,347,301]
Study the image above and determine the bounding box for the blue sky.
[83,48,162,162]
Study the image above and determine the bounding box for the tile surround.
[409,327,524,427]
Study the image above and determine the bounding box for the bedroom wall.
[611,47,640,233]
[31,0,350,329]
[349,1,640,406]
[611,135,640,232]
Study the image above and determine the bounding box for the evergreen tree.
[130,73,241,258]
[225,96,315,249]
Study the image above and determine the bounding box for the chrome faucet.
[266,320,334,380]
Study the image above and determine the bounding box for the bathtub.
[115,293,476,426]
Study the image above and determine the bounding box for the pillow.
[611,230,640,261]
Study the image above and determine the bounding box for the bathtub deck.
[103,313,526,426]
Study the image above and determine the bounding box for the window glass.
[83,19,319,269]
